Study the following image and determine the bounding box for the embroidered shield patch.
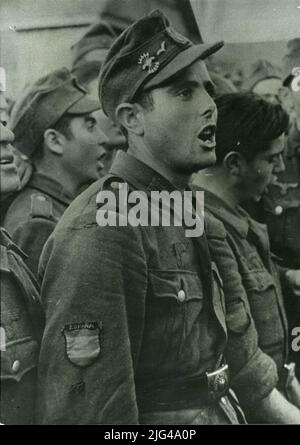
[63,322,101,368]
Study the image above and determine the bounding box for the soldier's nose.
[98,129,109,147]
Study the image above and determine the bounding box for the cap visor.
[67,95,101,114]
[145,41,224,90]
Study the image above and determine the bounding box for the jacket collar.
[29,172,74,206]
[199,187,250,239]
[110,151,182,193]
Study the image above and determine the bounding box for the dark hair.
[215,92,289,163]
[52,113,74,139]
[72,61,102,89]
[119,88,154,138]
[134,88,154,111]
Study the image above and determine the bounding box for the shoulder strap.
[30,193,55,220]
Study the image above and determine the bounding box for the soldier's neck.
[193,168,240,208]
[127,142,190,191]
[33,160,77,197]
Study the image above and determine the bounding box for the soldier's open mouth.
[197,124,216,148]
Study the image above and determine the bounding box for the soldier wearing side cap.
[3,68,108,274]
[0,121,44,424]
[36,11,286,425]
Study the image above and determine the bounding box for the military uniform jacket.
[3,172,74,275]
[203,190,289,381]
[0,227,44,424]
[262,122,300,268]
[37,152,276,424]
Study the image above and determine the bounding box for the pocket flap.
[242,270,275,292]
[149,270,204,302]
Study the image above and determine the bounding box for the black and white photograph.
[1,0,300,426]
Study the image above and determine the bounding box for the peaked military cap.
[9,67,100,157]
[99,9,224,122]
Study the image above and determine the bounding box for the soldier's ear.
[43,129,65,155]
[223,151,242,177]
[115,102,144,136]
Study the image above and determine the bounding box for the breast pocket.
[241,269,284,347]
[146,270,204,365]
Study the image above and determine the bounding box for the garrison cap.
[99,9,224,122]
[282,38,300,86]
[246,59,281,91]
[71,21,122,68]
[9,67,100,157]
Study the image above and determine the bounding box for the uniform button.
[274,205,283,215]
[12,360,20,373]
[37,195,46,202]
[177,289,186,302]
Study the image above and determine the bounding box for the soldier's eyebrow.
[165,77,216,98]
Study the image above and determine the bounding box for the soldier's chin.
[252,186,267,202]
[200,150,217,169]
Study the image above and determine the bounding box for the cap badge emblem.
[138,41,167,74]
[157,41,166,56]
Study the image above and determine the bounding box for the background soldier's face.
[0,122,20,195]
[96,110,126,176]
[239,134,285,202]
[61,109,108,187]
[141,60,218,175]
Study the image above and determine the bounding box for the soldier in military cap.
[36,10,292,424]
[193,92,300,421]
[3,68,108,274]
[0,121,44,424]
